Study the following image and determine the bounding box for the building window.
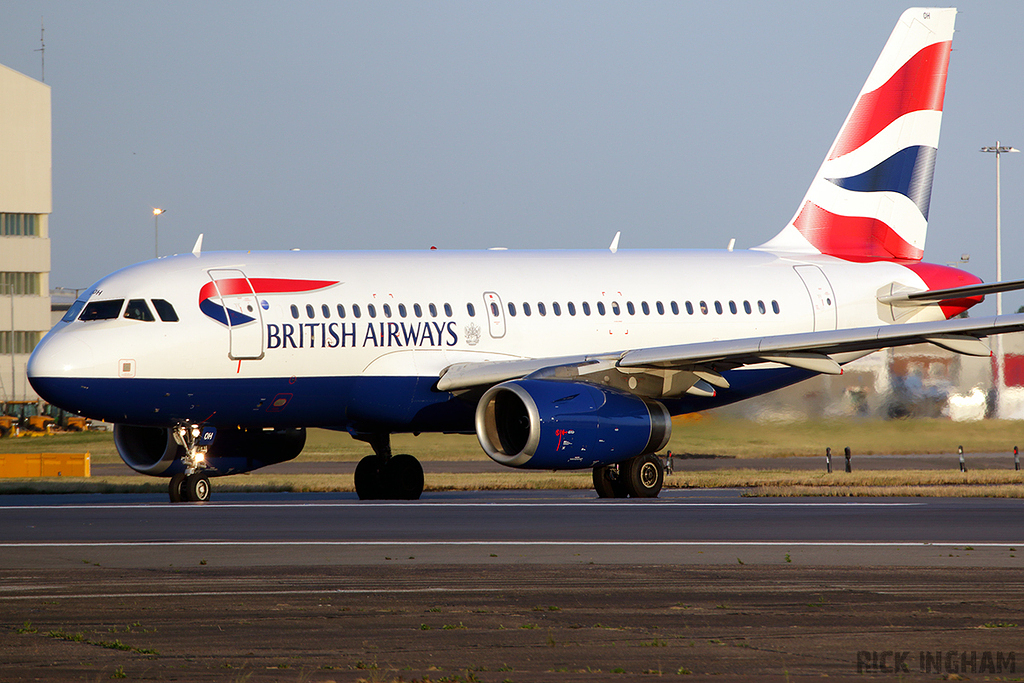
[0,272,41,296]
[0,214,38,237]
[0,331,44,354]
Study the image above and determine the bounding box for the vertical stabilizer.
[756,8,956,261]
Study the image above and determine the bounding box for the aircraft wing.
[437,313,1024,393]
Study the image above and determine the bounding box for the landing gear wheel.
[168,473,186,503]
[593,464,628,498]
[354,455,385,500]
[382,454,424,500]
[184,473,211,502]
[622,454,664,498]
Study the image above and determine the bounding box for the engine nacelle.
[475,379,671,469]
[113,424,306,477]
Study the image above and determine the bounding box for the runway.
[3,490,1023,681]
[1,489,1022,568]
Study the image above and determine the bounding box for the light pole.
[980,143,1019,417]
[1,282,14,402]
[153,208,166,258]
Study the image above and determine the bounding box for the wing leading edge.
[437,313,1024,397]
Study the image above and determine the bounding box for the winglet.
[192,234,204,257]
[609,231,621,254]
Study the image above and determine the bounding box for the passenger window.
[467,303,475,317]
[758,300,766,314]
[656,301,664,315]
[582,302,591,316]
[508,302,516,317]
[611,302,620,316]
[306,304,315,319]
[124,299,155,321]
[290,304,299,319]
[523,302,531,316]
[728,301,737,314]
[413,303,422,318]
[552,302,561,316]
[772,300,781,314]
[62,298,87,323]
[714,301,723,314]
[399,304,407,318]
[626,302,635,315]
[597,302,606,315]
[383,304,392,318]
[642,302,650,315]
[368,304,376,318]
[567,302,576,316]
[684,301,692,315]
[743,301,752,314]
[444,303,453,317]
[321,304,331,319]
[429,303,438,317]
[537,302,546,316]
[337,304,346,319]
[80,299,125,321]
[352,304,361,318]
[151,299,179,322]
[699,301,708,315]
[490,302,499,317]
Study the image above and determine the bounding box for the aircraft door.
[794,265,837,331]
[483,292,506,339]
[207,269,265,360]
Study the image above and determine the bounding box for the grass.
[4,468,1024,496]
[6,417,1024,464]
[4,417,1024,497]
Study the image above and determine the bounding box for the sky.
[1,1,1023,315]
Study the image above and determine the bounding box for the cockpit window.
[61,299,87,323]
[79,299,125,321]
[151,299,179,322]
[124,299,155,321]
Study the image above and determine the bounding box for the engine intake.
[475,379,671,469]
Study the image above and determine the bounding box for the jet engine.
[475,379,671,469]
[113,424,306,476]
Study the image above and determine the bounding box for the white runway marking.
[0,501,923,510]
[0,540,1015,547]
[0,587,506,601]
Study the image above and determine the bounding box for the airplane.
[26,7,1024,503]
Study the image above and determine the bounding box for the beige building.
[0,62,51,401]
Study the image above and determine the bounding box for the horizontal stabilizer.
[878,277,1024,306]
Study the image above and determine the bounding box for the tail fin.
[756,8,956,261]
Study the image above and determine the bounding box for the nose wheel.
[168,423,215,503]
[169,472,212,503]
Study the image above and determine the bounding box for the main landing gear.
[168,424,214,503]
[592,453,664,499]
[353,433,424,500]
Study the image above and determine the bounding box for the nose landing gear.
[168,424,215,503]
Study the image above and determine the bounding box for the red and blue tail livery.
[758,8,954,262]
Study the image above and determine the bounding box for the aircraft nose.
[27,331,96,406]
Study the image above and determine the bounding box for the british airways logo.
[266,321,459,349]
[198,278,338,326]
